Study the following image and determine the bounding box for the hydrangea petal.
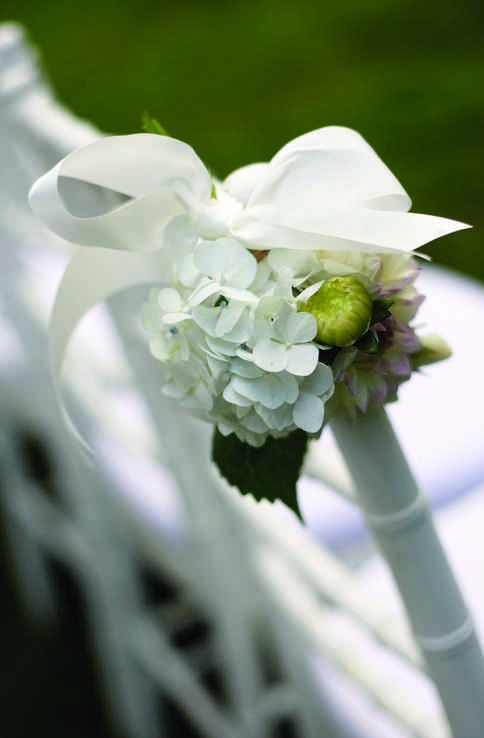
[300,363,334,397]
[176,254,200,287]
[222,242,257,288]
[191,305,220,336]
[285,344,319,376]
[293,393,325,433]
[206,336,240,357]
[158,287,182,313]
[194,240,227,281]
[286,312,317,344]
[223,382,253,407]
[231,358,264,379]
[223,310,252,344]
[187,278,220,307]
[241,410,268,433]
[253,339,288,373]
[256,403,294,430]
[232,375,287,409]
[162,313,190,325]
[215,302,245,337]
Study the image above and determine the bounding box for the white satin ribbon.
[28,126,469,445]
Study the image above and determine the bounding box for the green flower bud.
[300,276,373,347]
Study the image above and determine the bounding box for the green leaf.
[370,297,393,326]
[212,429,309,517]
[211,182,217,199]
[355,330,379,355]
[141,112,168,136]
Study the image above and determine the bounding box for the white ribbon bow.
[28,125,468,443]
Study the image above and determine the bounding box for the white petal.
[223,310,252,344]
[231,358,264,379]
[223,382,253,407]
[293,393,325,433]
[240,410,268,433]
[283,373,300,404]
[300,363,334,397]
[176,254,200,286]
[215,302,245,337]
[253,339,288,373]
[194,240,227,281]
[286,312,317,344]
[218,418,237,436]
[220,239,257,288]
[232,375,287,409]
[187,279,219,306]
[183,383,213,412]
[191,305,220,335]
[256,403,294,430]
[219,286,259,304]
[150,336,170,361]
[224,163,269,205]
[158,287,182,313]
[296,281,324,304]
[267,248,317,277]
[161,312,190,325]
[285,344,319,376]
[194,238,257,289]
[249,259,272,293]
[206,336,239,356]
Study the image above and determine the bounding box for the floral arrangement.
[29,120,484,733]
[29,122,465,499]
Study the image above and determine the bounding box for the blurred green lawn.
[3,0,484,279]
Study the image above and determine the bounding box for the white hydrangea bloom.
[141,230,336,445]
[140,172,439,446]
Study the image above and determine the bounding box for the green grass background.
[3,0,484,279]
[1,1,483,735]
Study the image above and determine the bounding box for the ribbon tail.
[50,246,170,452]
[232,210,470,255]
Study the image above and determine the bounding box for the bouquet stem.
[330,406,484,738]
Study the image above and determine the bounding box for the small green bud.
[411,333,452,370]
[300,276,373,347]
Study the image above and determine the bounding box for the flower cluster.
[142,214,429,445]
[142,231,334,447]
